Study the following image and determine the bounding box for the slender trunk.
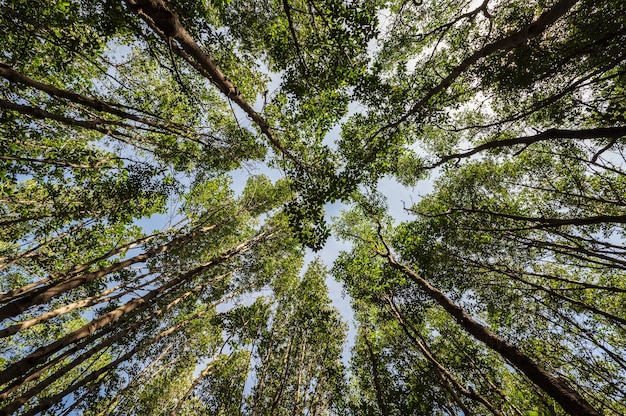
[291,335,307,416]
[123,0,303,169]
[169,336,233,416]
[169,361,218,416]
[0,64,187,136]
[3,305,214,416]
[385,295,501,416]
[429,126,626,169]
[0,218,219,320]
[0,270,158,338]
[307,343,332,416]
[445,335,525,416]
[363,329,390,416]
[384,252,602,416]
[251,328,277,416]
[533,296,626,370]
[0,322,120,399]
[269,335,295,415]
[96,342,175,416]
[0,282,235,414]
[0,154,114,169]
[399,0,580,125]
[1,265,223,398]
[0,233,267,385]
[0,271,234,402]
[442,207,626,230]
[0,98,127,133]
[0,219,94,274]
[0,226,171,303]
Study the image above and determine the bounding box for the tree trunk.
[384,253,602,416]
[0,217,225,320]
[0,232,268,385]
[363,329,390,416]
[386,295,501,416]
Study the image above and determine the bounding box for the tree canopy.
[0,0,624,415]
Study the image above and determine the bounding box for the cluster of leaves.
[332,1,626,415]
[1,0,625,415]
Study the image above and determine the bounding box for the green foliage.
[1,0,625,415]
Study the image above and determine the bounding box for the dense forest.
[0,0,624,415]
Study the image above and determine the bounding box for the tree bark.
[0,231,269,385]
[383,252,602,416]
[0,217,223,320]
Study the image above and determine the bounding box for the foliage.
[1,0,625,415]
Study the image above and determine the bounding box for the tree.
[334,199,623,415]
[2,0,625,415]
[246,260,347,416]
[332,0,625,413]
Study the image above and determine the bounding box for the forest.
[0,0,624,415]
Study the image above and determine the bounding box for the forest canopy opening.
[0,0,624,415]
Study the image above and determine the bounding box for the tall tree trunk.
[0,215,231,320]
[168,336,233,416]
[1,305,215,416]
[0,227,166,302]
[363,329,390,416]
[0,270,157,338]
[0,232,268,385]
[383,251,602,416]
[123,0,302,168]
[385,295,502,416]
[291,335,307,416]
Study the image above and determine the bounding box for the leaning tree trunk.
[383,251,602,416]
